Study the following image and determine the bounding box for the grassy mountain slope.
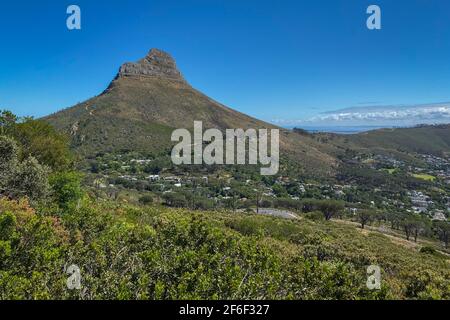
[327,124,450,157]
[45,49,337,176]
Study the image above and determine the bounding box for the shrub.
[162,192,187,208]
[419,246,436,255]
[139,195,154,205]
[260,199,273,208]
[49,172,84,210]
[304,211,325,221]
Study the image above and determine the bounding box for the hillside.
[324,124,450,157]
[45,49,337,177]
[2,197,448,299]
[44,49,450,179]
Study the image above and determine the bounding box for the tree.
[254,185,264,214]
[402,215,428,242]
[49,171,84,210]
[433,221,450,248]
[317,200,345,221]
[11,156,50,202]
[356,209,376,229]
[388,212,405,230]
[272,183,288,198]
[0,136,50,202]
[139,195,154,206]
[162,193,187,208]
[12,119,72,171]
[0,110,18,135]
[224,194,239,213]
[144,158,167,174]
[0,136,19,187]
[301,199,320,213]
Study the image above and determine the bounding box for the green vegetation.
[412,173,436,182]
[0,136,50,202]
[355,209,377,229]
[1,198,449,300]
[1,109,449,300]
[383,168,398,174]
[3,46,450,302]
[336,124,450,157]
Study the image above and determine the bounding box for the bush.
[304,211,325,221]
[273,198,301,210]
[139,195,154,205]
[420,246,436,255]
[49,172,84,210]
[260,199,273,208]
[12,119,72,171]
[317,200,345,220]
[194,198,214,210]
[0,197,448,300]
[162,192,187,208]
[0,136,50,202]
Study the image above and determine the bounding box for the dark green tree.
[356,209,377,229]
[317,200,345,221]
[433,221,450,248]
[49,171,84,210]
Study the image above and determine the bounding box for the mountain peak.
[117,48,185,81]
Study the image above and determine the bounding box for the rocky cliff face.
[117,48,185,82]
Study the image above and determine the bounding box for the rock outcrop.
[117,48,185,82]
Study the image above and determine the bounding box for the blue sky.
[1,0,450,125]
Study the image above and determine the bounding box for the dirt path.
[253,208,299,220]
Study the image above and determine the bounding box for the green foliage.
[12,157,50,201]
[162,192,187,208]
[0,136,50,202]
[49,172,84,210]
[0,110,18,136]
[0,197,448,300]
[433,221,450,248]
[0,111,71,203]
[0,136,19,184]
[12,119,72,171]
[316,200,345,220]
[138,195,154,205]
[272,184,288,197]
[1,108,449,300]
[419,246,436,255]
[0,198,67,299]
[355,209,377,229]
[401,214,430,242]
[143,158,170,174]
[273,198,302,210]
[304,211,325,221]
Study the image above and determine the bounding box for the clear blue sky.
[1,0,450,123]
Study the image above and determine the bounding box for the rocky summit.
[118,48,185,82]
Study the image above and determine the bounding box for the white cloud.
[273,103,450,127]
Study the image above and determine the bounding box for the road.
[253,208,299,220]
